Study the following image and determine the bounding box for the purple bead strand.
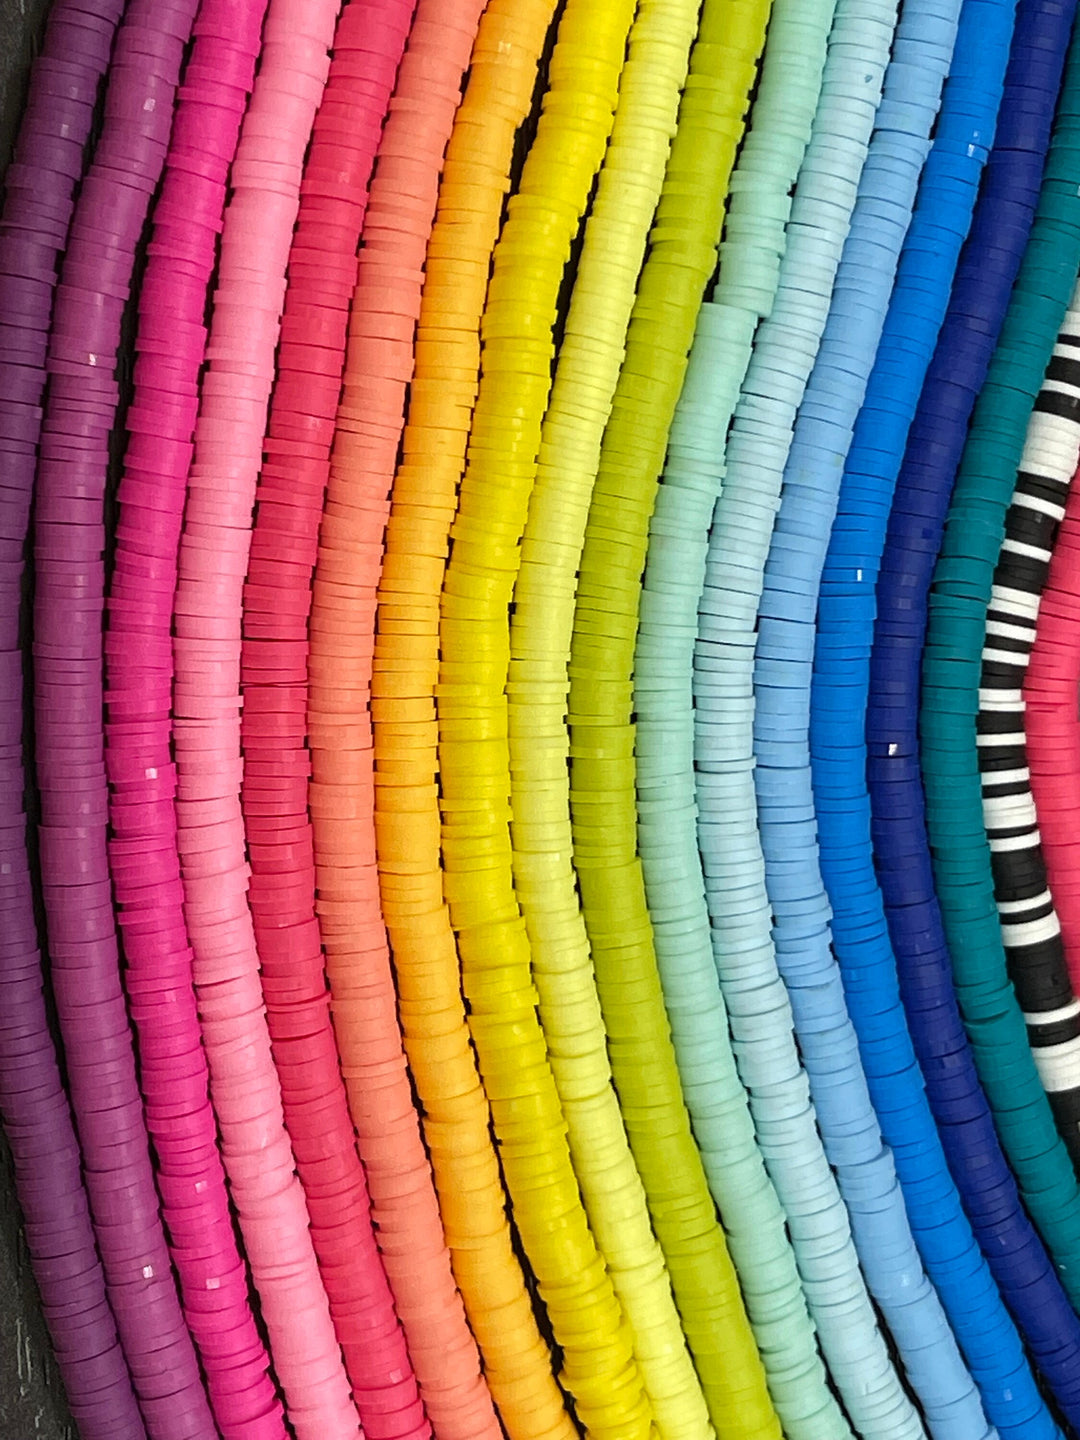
[0,3,145,1436]
[32,1,218,1435]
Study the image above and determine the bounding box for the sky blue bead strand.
[808,0,1067,1432]
[632,2,853,1434]
[751,0,1011,1433]
[694,2,931,1437]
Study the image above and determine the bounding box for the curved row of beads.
[12,4,1080,1439]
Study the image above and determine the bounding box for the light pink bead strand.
[172,1,361,1436]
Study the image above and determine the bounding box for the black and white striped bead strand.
[978,282,1080,1167]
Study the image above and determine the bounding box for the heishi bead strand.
[693,0,935,1433]
[506,0,735,1435]
[975,283,1080,1167]
[1028,470,1080,1015]
[628,0,849,1432]
[565,3,783,1437]
[866,0,1080,1413]
[754,0,1042,1427]
[920,18,1080,1305]
[104,1,287,1435]
[0,0,140,1434]
[306,1,506,1436]
[1030,468,1080,973]
[662,0,974,1428]
[31,0,217,1433]
[14,6,1080,1438]
[171,0,362,1433]
[751,0,999,1425]
[811,0,1075,1428]
[239,3,431,1434]
[369,2,596,1437]
[1026,472,1080,1006]
[756,0,1055,1422]
[434,2,657,1435]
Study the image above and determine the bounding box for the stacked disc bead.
[1028,377,1080,1003]
[975,281,1080,1165]
[103,1,287,1435]
[1027,363,1080,1002]
[866,2,1080,1419]
[692,4,931,1433]
[436,3,663,1434]
[171,1,363,1432]
[1021,282,1080,1043]
[17,3,1080,1437]
[566,2,785,1435]
[0,0,139,1433]
[370,2,593,1437]
[810,0,1080,1428]
[306,3,512,1437]
[506,0,723,1434]
[238,4,432,1435]
[920,12,1080,1304]
[629,1,852,1432]
[753,0,1030,1428]
[31,0,219,1433]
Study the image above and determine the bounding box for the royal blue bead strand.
[868,4,1080,1413]
[807,0,1067,1433]
[749,0,1005,1433]
[919,17,1080,1305]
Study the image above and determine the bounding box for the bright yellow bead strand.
[372,5,576,1438]
[507,4,715,1439]
[436,2,656,1437]
[567,4,781,1438]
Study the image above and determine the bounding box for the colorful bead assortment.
[19,1,1080,1438]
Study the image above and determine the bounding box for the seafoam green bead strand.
[566,2,784,1437]
[632,1,852,1436]
[691,1,935,1436]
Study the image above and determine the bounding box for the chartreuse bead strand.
[507,1,716,1436]
[437,2,656,1437]
[567,4,783,1437]
[631,0,853,1435]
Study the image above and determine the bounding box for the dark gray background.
[1,0,82,1435]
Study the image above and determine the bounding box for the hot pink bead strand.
[105,1,288,1435]
[172,1,363,1435]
